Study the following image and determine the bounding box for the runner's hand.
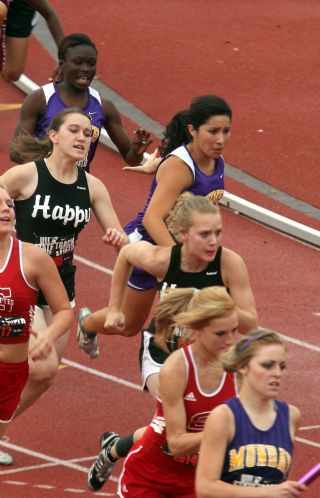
[123,148,161,174]
[104,308,125,332]
[29,329,53,361]
[102,228,128,248]
[131,128,153,156]
[269,481,306,497]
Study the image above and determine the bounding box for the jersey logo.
[0,287,14,312]
[187,411,211,431]
[206,271,218,276]
[31,195,91,228]
[184,391,197,401]
[150,415,166,434]
[206,189,224,204]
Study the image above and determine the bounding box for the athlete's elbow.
[166,438,184,458]
[196,480,218,498]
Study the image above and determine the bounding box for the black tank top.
[146,245,226,337]
[15,159,91,276]
[158,244,225,294]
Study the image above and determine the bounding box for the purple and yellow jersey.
[125,144,225,243]
[222,397,293,487]
[35,82,105,171]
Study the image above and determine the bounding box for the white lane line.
[33,484,55,489]
[0,442,118,483]
[2,481,114,496]
[0,456,96,475]
[74,253,320,353]
[61,358,142,391]
[64,490,86,494]
[299,425,320,431]
[2,480,27,486]
[74,254,113,276]
[296,437,320,449]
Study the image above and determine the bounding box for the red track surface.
[0,2,319,497]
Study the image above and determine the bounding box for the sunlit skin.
[193,311,239,361]
[239,344,287,400]
[179,212,223,271]
[188,115,231,169]
[49,113,92,162]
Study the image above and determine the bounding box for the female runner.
[0,107,127,449]
[9,32,151,169]
[90,286,239,494]
[78,94,234,346]
[196,329,306,498]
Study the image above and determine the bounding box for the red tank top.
[182,345,236,432]
[140,345,237,471]
[0,237,38,344]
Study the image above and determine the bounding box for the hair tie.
[238,331,265,353]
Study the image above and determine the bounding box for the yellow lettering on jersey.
[245,444,256,467]
[278,447,291,474]
[266,445,278,467]
[255,444,267,466]
[91,125,100,144]
[229,446,245,471]
[229,445,291,474]
[206,189,224,204]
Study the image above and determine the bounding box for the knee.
[121,325,140,338]
[28,357,59,386]
[2,68,22,81]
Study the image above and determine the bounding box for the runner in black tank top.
[14,159,91,304]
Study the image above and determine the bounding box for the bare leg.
[0,422,9,439]
[3,36,29,81]
[82,287,157,338]
[14,306,70,417]
[145,373,160,398]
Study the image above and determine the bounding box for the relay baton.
[298,462,320,486]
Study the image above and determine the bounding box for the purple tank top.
[221,397,293,487]
[125,144,225,242]
[35,82,105,171]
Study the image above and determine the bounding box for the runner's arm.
[142,157,193,246]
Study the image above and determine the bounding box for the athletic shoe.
[87,432,120,491]
[76,307,99,359]
[0,449,13,465]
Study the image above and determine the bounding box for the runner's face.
[50,113,92,160]
[240,345,287,399]
[0,189,15,235]
[197,311,238,356]
[180,212,222,262]
[189,115,231,159]
[61,45,97,88]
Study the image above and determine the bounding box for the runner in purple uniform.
[196,329,306,498]
[76,94,233,352]
[9,32,151,170]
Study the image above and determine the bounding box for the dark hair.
[13,107,91,161]
[58,33,97,60]
[160,95,232,156]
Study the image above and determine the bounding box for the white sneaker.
[0,449,13,465]
[76,307,99,359]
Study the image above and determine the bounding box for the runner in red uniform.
[0,185,72,464]
[88,286,238,494]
